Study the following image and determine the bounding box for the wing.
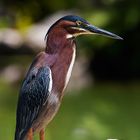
[15,66,52,140]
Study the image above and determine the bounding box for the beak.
[83,24,123,40]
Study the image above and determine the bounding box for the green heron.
[15,15,123,140]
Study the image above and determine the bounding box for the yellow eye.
[76,21,82,26]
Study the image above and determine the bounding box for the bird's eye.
[76,21,82,26]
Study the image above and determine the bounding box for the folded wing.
[15,66,52,140]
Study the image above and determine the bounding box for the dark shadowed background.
[0,0,140,140]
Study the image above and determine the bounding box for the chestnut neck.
[45,27,75,54]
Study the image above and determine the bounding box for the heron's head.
[46,15,123,40]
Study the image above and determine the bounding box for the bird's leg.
[27,128,33,140]
[39,129,45,140]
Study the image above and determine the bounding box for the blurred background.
[0,0,140,140]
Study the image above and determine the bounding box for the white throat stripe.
[66,34,73,39]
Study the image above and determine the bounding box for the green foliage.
[0,18,9,28]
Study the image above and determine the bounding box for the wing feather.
[15,66,52,140]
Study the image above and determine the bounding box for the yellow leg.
[27,128,33,140]
[39,129,45,140]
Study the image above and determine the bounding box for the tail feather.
[15,129,28,140]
